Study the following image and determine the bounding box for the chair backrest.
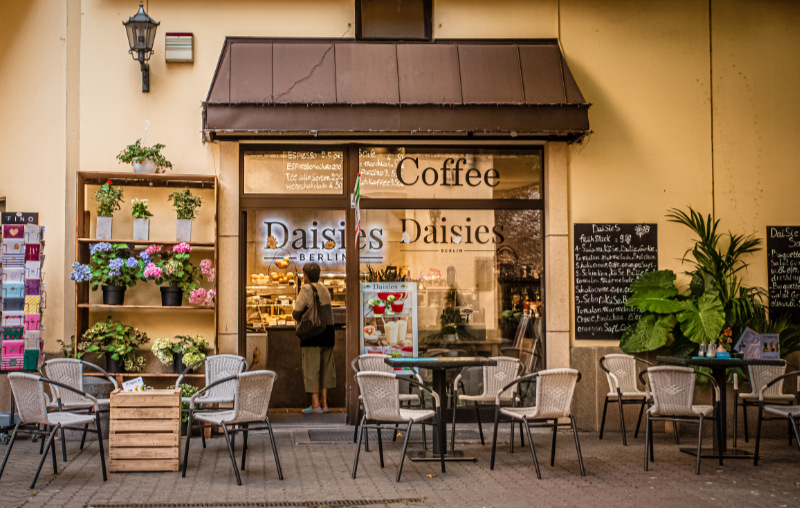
[354,354,393,374]
[647,366,697,417]
[203,354,248,401]
[43,359,88,407]
[482,356,522,401]
[747,362,787,397]
[8,373,49,425]
[532,369,579,419]
[230,370,277,423]
[356,371,401,422]
[601,354,642,394]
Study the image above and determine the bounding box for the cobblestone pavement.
[1,424,799,508]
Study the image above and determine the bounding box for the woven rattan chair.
[0,373,107,489]
[352,371,445,482]
[644,366,722,475]
[41,358,119,460]
[753,370,800,465]
[176,354,248,448]
[182,370,282,486]
[733,361,797,448]
[490,368,585,479]
[451,356,524,453]
[351,354,427,449]
[599,354,653,446]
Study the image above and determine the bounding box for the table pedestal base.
[408,450,477,462]
[679,447,754,459]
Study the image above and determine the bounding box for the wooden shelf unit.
[75,171,218,371]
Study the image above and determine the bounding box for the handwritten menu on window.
[767,226,800,321]
[357,148,405,190]
[574,223,658,340]
[243,151,343,194]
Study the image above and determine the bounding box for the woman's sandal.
[303,406,324,414]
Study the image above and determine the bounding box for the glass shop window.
[243,150,344,195]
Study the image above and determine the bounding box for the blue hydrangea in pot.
[70,242,141,305]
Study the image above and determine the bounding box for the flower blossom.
[108,258,124,276]
[143,263,162,279]
[126,257,138,268]
[90,242,113,255]
[70,262,93,282]
[188,288,207,304]
[173,242,192,254]
[204,290,216,305]
[139,252,151,263]
[200,259,215,282]
[144,244,160,256]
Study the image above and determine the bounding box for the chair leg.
[634,399,646,439]
[365,416,370,453]
[377,424,385,468]
[754,405,763,466]
[450,397,457,454]
[649,418,654,462]
[31,425,59,489]
[200,421,207,449]
[599,396,609,440]
[393,423,399,442]
[695,416,704,475]
[0,423,20,478]
[60,424,67,462]
[743,401,750,443]
[522,416,541,479]
[353,402,362,443]
[436,414,445,474]
[510,419,515,454]
[475,402,485,446]
[241,423,249,470]
[80,419,90,450]
[519,421,525,447]
[490,406,500,470]
[550,419,558,466]
[644,414,651,471]
[396,421,414,482]
[95,412,107,482]
[618,391,627,446]
[38,424,45,455]
[50,426,58,474]
[422,422,427,451]
[789,416,800,451]
[733,393,739,449]
[672,420,680,444]
[266,419,283,480]
[352,415,366,479]
[570,416,586,476]
[221,423,242,486]
[182,413,193,477]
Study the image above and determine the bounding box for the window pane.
[244,150,344,194]
[358,208,544,360]
[358,148,542,200]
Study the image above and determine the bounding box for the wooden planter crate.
[109,388,181,473]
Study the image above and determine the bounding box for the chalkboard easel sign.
[767,226,800,322]
[574,223,658,340]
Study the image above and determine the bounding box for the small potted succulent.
[95,180,123,239]
[70,242,140,305]
[78,316,149,373]
[153,335,209,373]
[131,198,153,241]
[168,187,202,242]
[116,138,173,174]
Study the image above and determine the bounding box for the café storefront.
[205,38,590,419]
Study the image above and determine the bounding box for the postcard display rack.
[359,282,418,360]
[1,212,45,372]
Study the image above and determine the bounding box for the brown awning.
[203,38,590,141]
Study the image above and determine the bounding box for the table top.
[384,357,497,369]
[657,355,784,368]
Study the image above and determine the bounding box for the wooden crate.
[109,388,181,473]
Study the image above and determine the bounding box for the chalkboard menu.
[574,223,658,340]
[243,151,343,194]
[767,226,800,321]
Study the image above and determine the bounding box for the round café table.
[657,355,784,459]
[384,356,497,462]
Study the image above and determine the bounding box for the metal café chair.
[0,373,107,489]
[753,370,800,465]
[643,366,722,475]
[41,358,119,461]
[352,371,445,482]
[490,368,586,479]
[176,354,248,448]
[599,354,653,446]
[182,370,282,486]
[733,361,797,448]
[451,356,524,453]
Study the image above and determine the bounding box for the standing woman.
[293,262,336,414]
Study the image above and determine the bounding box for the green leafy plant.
[116,139,173,173]
[168,188,203,220]
[441,323,459,335]
[364,264,401,282]
[78,317,149,372]
[95,180,123,217]
[57,337,75,358]
[131,198,153,219]
[152,335,208,369]
[170,383,199,423]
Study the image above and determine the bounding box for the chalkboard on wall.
[767,226,800,322]
[574,223,658,340]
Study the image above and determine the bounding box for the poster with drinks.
[360,282,418,362]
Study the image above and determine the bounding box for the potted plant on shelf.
[168,187,202,242]
[116,138,173,174]
[441,322,459,342]
[95,180,123,239]
[153,335,209,373]
[141,243,215,306]
[70,242,140,305]
[131,198,153,241]
[78,316,149,373]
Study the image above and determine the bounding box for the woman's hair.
[302,263,321,283]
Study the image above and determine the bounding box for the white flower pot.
[444,333,458,343]
[133,160,156,174]
[96,216,113,239]
[176,219,192,242]
[133,218,150,241]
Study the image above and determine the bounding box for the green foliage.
[131,198,153,219]
[79,317,149,372]
[147,247,203,295]
[619,313,676,352]
[675,293,726,345]
[170,384,199,423]
[168,188,203,220]
[116,139,173,173]
[95,181,123,217]
[624,270,684,314]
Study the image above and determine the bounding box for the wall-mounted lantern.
[123,2,160,93]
